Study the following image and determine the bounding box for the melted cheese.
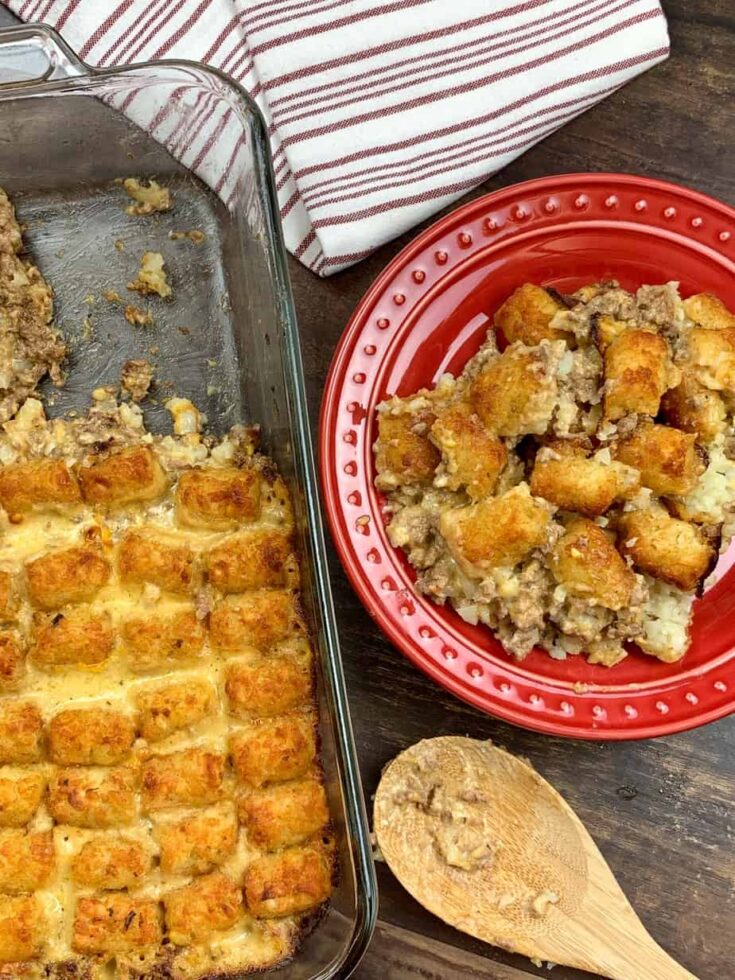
[0,447,325,976]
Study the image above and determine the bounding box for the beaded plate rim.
[320,173,735,739]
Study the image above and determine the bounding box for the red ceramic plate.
[320,173,735,739]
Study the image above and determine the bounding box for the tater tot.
[0,895,46,963]
[614,423,704,496]
[230,714,316,787]
[493,283,568,346]
[71,835,151,890]
[0,830,55,893]
[225,656,311,720]
[430,402,507,499]
[118,527,196,594]
[683,292,735,330]
[238,776,329,850]
[439,484,552,575]
[0,632,24,692]
[210,590,303,653]
[0,701,42,765]
[0,459,80,515]
[48,708,135,766]
[687,327,735,393]
[164,872,242,945]
[154,804,238,875]
[603,330,678,420]
[122,607,205,672]
[78,446,167,508]
[30,607,113,669]
[551,518,636,610]
[660,369,726,443]
[374,402,440,489]
[0,770,45,827]
[530,455,639,517]
[135,678,216,743]
[73,895,161,954]
[48,767,137,828]
[206,529,299,594]
[244,844,332,919]
[25,543,111,610]
[141,748,224,812]
[591,314,630,351]
[619,508,717,592]
[0,571,17,623]
[470,341,562,437]
[175,467,261,529]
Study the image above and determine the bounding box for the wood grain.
[0,1,733,978]
[359,920,539,980]
[288,2,735,977]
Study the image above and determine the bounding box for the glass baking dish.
[0,24,376,979]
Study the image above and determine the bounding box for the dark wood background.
[1,2,733,978]
[288,2,735,977]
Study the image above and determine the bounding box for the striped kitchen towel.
[3,1,670,275]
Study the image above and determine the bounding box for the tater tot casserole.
[0,190,333,976]
[374,281,735,667]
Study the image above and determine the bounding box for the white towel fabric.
[3,1,669,275]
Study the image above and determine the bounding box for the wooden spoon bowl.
[374,737,696,980]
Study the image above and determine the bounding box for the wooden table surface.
[1,2,733,978]
[288,2,735,978]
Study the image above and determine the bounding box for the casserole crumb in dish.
[374,281,735,666]
[0,188,334,978]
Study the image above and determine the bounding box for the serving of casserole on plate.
[0,189,335,978]
[375,279,735,668]
[321,173,735,738]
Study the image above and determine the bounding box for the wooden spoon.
[373,736,697,980]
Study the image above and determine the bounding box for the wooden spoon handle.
[593,935,699,980]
